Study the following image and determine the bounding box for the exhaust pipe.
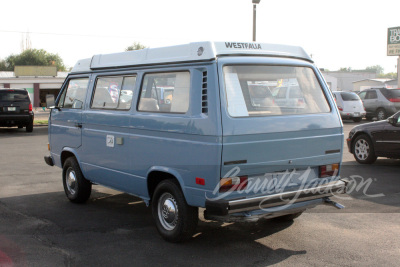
[323,197,345,209]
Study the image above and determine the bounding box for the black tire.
[62,157,92,203]
[376,108,387,121]
[26,121,33,132]
[18,125,23,129]
[273,211,303,222]
[352,134,377,164]
[152,179,198,243]
[365,115,373,121]
[353,117,362,122]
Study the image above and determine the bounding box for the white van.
[333,91,365,122]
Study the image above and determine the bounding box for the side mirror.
[46,95,55,108]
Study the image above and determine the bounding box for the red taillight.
[29,103,33,112]
[219,176,248,192]
[338,106,343,111]
[319,164,339,178]
[389,98,400,102]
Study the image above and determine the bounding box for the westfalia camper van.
[45,42,349,242]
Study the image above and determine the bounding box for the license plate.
[354,112,360,117]
[7,107,16,111]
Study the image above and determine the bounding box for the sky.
[1,0,399,73]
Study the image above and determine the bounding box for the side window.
[358,91,366,100]
[366,91,377,99]
[59,78,89,109]
[138,71,190,113]
[91,75,136,110]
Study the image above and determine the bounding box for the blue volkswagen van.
[45,42,348,242]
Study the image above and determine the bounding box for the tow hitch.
[323,197,345,209]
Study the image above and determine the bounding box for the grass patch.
[34,119,48,125]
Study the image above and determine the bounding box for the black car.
[347,111,400,164]
[0,88,34,132]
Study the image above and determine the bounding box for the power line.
[0,29,140,39]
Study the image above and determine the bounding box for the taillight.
[389,98,400,102]
[338,106,343,111]
[219,176,248,192]
[29,103,33,112]
[319,164,339,178]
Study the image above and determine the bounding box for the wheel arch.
[60,148,81,168]
[146,167,186,202]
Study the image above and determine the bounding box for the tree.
[0,49,67,71]
[366,65,384,75]
[125,42,147,51]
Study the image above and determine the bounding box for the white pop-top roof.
[71,41,312,73]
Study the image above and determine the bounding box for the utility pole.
[252,0,261,42]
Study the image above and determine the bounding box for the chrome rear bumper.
[205,179,349,216]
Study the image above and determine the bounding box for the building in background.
[353,78,398,92]
[321,71,376,92]
[0,67,67,107]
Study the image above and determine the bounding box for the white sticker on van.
[106,135,115,148]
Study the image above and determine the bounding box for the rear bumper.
[339,111,365,119]
[44,156,54,166]
[0,114,33,126]
[205,179,349,216]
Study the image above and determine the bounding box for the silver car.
[358,88,400,121]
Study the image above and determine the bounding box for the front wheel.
[152,179,198,242]
[352,135,377,164]
[62,157,92,203]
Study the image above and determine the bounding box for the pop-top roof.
[71,41,312,73]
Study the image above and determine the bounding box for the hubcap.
[377,110,385,120]
[158,193,178,231]
[66,167,77,195]
[355,139,370,160]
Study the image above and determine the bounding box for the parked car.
[347,110,400,164]
[358,88,400,121]
[272,83,306,109]
[0,88,34,132]
[332,91,365,122]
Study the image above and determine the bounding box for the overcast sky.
[1,0,399,73]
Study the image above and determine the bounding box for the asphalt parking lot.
[0,121,399,266]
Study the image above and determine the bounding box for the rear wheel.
[62,157,92,203]
[26,121,33,132]
[376,108,387,121]
[152,179,198,242]
[352,134,377,164]
[353,117,362,122]
[365,115,373,121]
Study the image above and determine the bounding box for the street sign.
[387,26,400,56]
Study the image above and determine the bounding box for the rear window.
[223,65,330,117]
[0,90,30,101]
[386,89,400,99]
[340,92,359,101]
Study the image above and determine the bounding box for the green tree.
[125,42,147,51]
[0,49,67,71]
[366,65,384,75]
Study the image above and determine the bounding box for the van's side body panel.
[50,62,223,206]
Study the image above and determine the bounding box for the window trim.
[58,76,90,109]
[222,63,332,118]
[137,70,191,114]
[90,74,137,111]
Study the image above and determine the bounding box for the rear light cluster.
[219,176,248,192]
[29,103,33,112]
[337,106,343,111]
[389,98,400,102]
[319,164,339,178]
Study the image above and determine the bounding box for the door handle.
[75,123,82,128]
